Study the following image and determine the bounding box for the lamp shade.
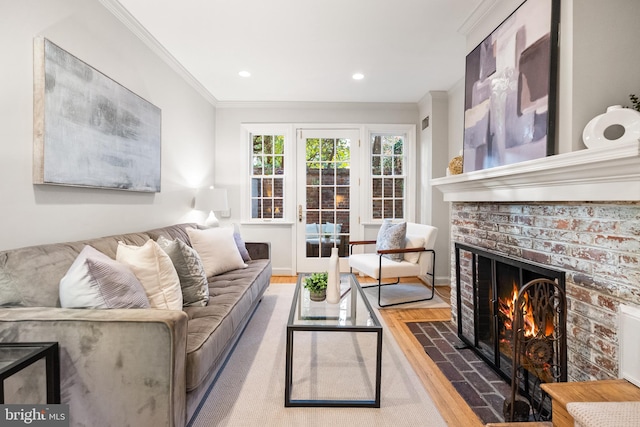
[195,187,229,212]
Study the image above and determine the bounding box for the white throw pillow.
[116,239,183,310]
[59,245,150,309]
[404,235,425,264]
[186,227,247,278]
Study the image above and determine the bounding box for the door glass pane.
[305,136,351,258]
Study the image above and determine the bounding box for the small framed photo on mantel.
[462,0,560,173]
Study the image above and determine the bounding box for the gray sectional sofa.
[0,223,272,427]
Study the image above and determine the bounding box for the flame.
[498,283,546,338]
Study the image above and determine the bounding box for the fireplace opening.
[455,243,567,421]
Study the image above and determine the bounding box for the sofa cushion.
[157,236,209,307]
[116,239,183,310]
[59,245,150,309]
[186,227,247,278]
[182,259,270,391]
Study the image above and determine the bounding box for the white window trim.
[240,123,295,224]
[361,124,416,224]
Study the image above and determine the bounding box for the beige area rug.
[188,283,447,427]
[361,282,450,309]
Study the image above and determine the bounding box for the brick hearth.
[450,201,640,382]
[408,320,512,424]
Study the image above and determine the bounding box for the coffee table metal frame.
[285,273,382,408]
[0,342,60,404]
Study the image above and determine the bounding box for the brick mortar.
[449,201,640,382]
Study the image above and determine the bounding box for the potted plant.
[304,272,328,302]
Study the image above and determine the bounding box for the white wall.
[215,102,419,275]
[0,0,216,251]
[418,92,451,284]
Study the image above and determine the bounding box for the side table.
[0,342,60,404]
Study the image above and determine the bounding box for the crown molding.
[215,100,418,110]
[457,0,500,36]
[99,0,218,106]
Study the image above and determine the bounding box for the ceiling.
[114,0,483,103]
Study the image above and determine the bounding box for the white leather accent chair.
[349,222,438,307]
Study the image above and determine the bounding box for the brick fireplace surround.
[450,201,640,383]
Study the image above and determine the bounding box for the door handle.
[298,205,303,222]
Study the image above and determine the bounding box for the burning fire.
[499,283,554,338]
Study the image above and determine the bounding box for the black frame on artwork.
[462,0,560,173]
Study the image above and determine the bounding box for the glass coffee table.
[0,342,60,404]
[285,273,382,407]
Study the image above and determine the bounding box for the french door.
[295,128,360,273]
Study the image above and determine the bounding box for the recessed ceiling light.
[238,70,251,78]
[352,73,364,80]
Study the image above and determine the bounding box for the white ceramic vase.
[582,105,640,149]
[326,247,340,304]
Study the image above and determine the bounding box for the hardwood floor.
[271,275,484,427]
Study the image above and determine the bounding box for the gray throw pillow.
[376,220,407,262]
[157,236,209,307]
[59,245,150,309]
[233,232,251,262]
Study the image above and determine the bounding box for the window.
[251,133,285,219]
[365,125,415,223]
[371,134,405,219]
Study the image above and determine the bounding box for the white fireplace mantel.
[430,140,640,202]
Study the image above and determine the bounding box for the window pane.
[264,135,273,154]
[382,157,392,175]
[321,138,335,161]
[321,211,335,225]
[394,156,403,175]
[263,178,273,197]
[264,156,273,175]
[274,135,284,154]
[321,187,335,209]
[394,178,404,197]
[251,178,262,197]
[394,138,403,155]
[262,199,273,218]
[274,156,284,174]
[372,178,382,198]
[336,187,349,209]
[394,199,404,218]
[336,166,350,185]
[252,156,263,175]
[384,200,394,219]
[372,200,382,219]
[252,135,263,155]
[274,199,283,218]
[307,210,320,224]
[273,177,284,198]
[383,178,393,197]
[382,138,394,156]
[321,164,335,185]
[372,135,381,155]
[335,139,350,161]
[372,156,381,175]
[251,199,261,218]
[307,186,319,209]
[336,211,350,233]
[307,167,320,185]
[307,138,320,162]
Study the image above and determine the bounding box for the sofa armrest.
[0,307,188,427]
[245,242,270,260]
